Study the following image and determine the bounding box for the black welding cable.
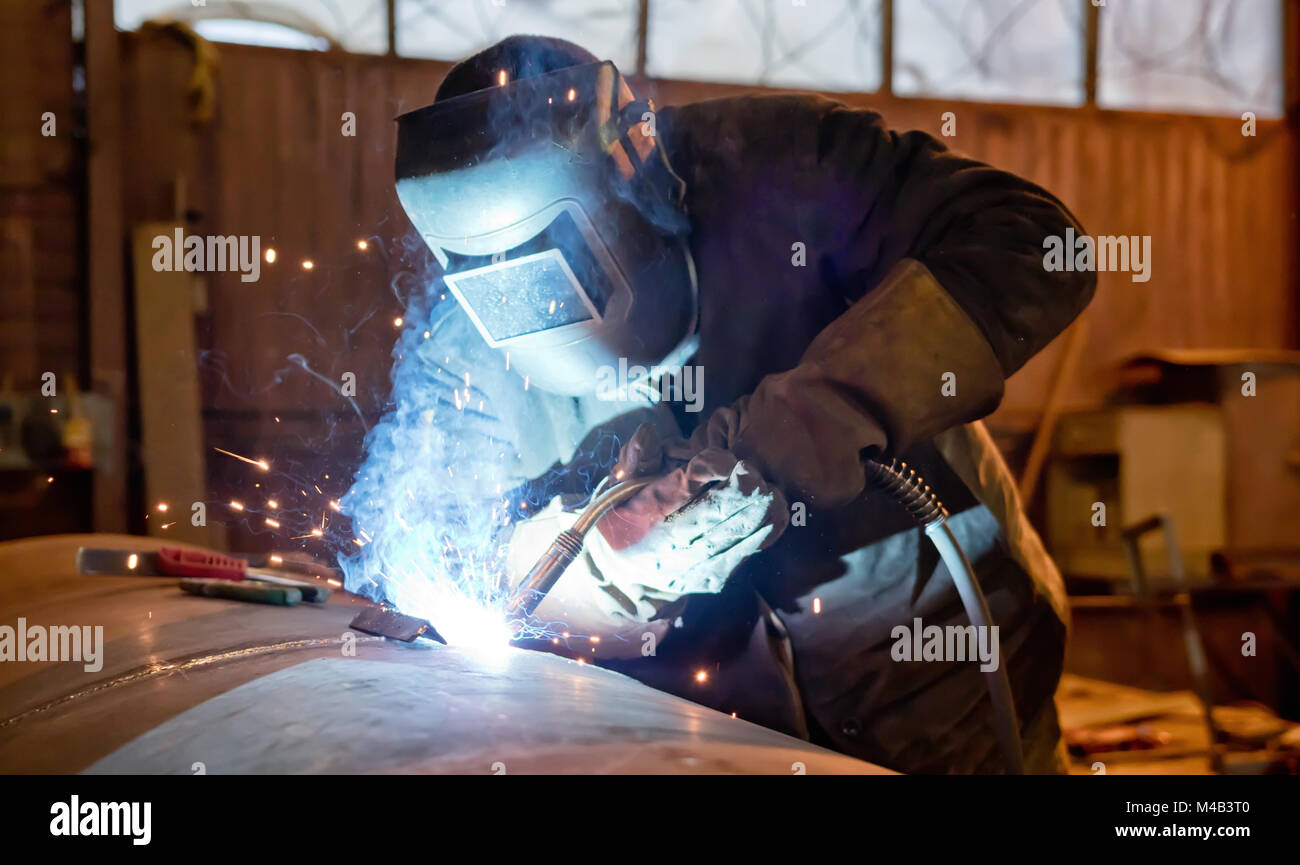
[864,457,1027,775]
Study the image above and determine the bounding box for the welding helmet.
[395,57,697,397]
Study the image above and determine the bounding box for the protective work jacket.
[435,95,1095,773]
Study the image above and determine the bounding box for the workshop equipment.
[1121,514,1223,773]
[349,605,446,644]
[180,577,302,606]
[76,545,330,602]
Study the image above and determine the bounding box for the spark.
[329,500,341,512]
[567,88,576,101]
[229,500,244,511]
[156,502,169,512]
[270,555,283,564]
[497,69,508,86]
[695,670,708,683]
[357,239,368,250]
[213,447,269,471]
[46,476,53,483]
[265,518,281,528]
[813,597,822,614]
[265,248,277,263]
[267,499,278,509]
[327,579,342,588]
[127,554,138,570]
[311,528,323,537]
[394,317,403,327]
[302,259,314,270]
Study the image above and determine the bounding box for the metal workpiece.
[0,534,888,774]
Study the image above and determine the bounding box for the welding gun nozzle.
[504,528,584,620]
[505,476,657,622]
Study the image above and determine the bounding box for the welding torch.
[504,475,657,620]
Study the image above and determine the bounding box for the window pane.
[114,0,388,54]
[1098,0,1283,117]
[647,0,883,92]
[396,0,640,70]
[894,0,1085,105]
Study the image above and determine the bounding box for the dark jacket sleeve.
[811,100,1095,375]
[673,96,1096,507]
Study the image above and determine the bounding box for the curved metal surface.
[0,535,889,774]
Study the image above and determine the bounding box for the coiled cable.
[865,457,1026,774]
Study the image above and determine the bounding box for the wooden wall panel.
[0,0,78,390]
[119,39,1297,449]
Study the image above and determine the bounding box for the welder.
[393,36,1095,773]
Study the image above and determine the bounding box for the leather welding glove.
[694,259,1006,509]
[503,495,673,654]
[588,423,789,599]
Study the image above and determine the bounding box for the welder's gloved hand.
[590,423,789,598]
[685,260,1007,509]
[504,496,672,655]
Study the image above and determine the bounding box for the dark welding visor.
[395,60,696,396]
